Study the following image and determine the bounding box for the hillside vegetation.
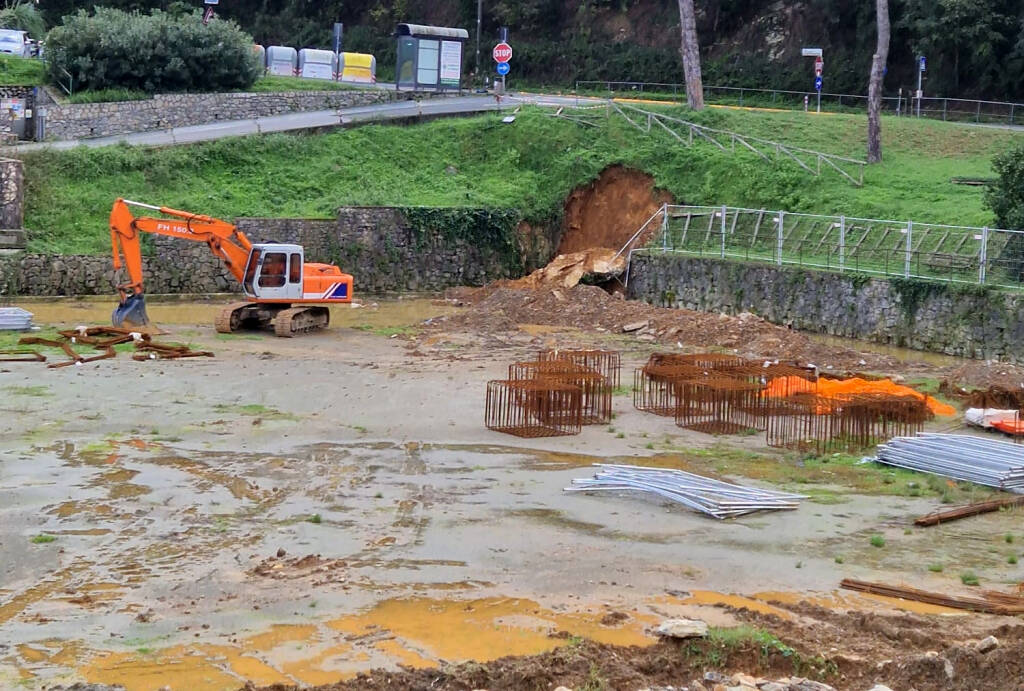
[21,105,1020,254]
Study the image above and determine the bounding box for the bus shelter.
[395,24,467,92]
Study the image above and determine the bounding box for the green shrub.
[0,2,45,39]
[45,8,261,94]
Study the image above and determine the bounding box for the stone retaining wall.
[40,89,395,141]
[627,253,1024,362]
[0,206,552,298]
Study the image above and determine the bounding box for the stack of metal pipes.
[565,464,807,519]
[874,434,1024,492]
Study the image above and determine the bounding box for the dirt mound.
[437,284,921,373]
[558,165,673,255]
[501,247,626,290]
[942,361,1024,394]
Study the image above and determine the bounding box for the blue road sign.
[496,61,510,76]
[919,56,926,71]
[814,75,823,91]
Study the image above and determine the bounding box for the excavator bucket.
[112,293,150,329]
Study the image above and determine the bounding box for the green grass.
[3,385,50,397]
[0,54,44,86]
[211,403,297,420]
[869,534,886,548]
[928,563,944,572]
[65,88,150,104]
[19,105,1022,254]
[248,75,358,93]
[30,534,56,544]
[961,570,980,586]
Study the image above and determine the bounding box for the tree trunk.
[866,0,890,164]
[677,0,704,110]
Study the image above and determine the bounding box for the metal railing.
[578,102,866,185]
[576,81,1024,125]
[620,204,1024,291]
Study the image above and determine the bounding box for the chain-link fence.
[621,205,1024,290]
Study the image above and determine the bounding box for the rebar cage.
[537,349,622,388]
[674,377,769,434]
[509,360,612,425]
[485,379,583,438]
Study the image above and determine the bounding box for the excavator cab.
[242,244,305,300]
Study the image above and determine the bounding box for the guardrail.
[553,102,866,186]
[576,81,1024,125]
[620,204,1024,290]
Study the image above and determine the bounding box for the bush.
[0,2,45,39]
[45,8,262,94]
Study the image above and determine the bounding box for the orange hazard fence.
[762,376,957,417]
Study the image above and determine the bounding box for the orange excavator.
[109,199,354,337]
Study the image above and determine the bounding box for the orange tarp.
[763,376,957,417]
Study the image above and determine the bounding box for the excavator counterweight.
[109,199,354,337]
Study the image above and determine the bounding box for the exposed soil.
[437,283,933,376]
[246,599,1024,691]
[557,165,673,255]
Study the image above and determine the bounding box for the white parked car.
[0,30,30,58]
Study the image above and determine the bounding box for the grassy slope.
[0,54,44,85]
[20,103,1021,254]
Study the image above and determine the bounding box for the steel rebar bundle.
[874,434,1024,492]
[565,464,806,519]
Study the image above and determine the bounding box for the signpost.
[916,55,926,117]
[203,0,217,24]
[802,47,823,113]
[493,38,511,91]
[333,23,344,55]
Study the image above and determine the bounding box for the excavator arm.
[109,198,254,327]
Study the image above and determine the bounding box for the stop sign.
[493,42,512,63]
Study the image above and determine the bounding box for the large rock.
[655,618,708,638]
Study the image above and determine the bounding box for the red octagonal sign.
[493,42,512,63]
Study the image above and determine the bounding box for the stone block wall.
[0,157,23,229]
[0,206,552,298]
[40,89,395,141]
[627,253,1024,362]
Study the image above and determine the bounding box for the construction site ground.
[3,292,1024,691]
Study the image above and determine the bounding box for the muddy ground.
[3,293,1024,691]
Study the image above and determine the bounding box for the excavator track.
[273,306,330,337]
[215,302,257,334]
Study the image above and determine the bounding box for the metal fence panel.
[627,204,1024,291]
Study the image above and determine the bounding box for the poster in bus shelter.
[440,40,462,88]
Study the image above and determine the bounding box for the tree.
[866,0,889,163]
[677,0,704,109]
[0,1,45,39]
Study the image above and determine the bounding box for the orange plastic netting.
[762,376,957,417]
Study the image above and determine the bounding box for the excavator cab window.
[243,248,261,295]
[259,252,287,288]
[289,253,302,283]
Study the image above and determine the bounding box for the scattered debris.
[976,635,1000,653]
[654,618,708,639]
[565,464,806,519]
[840,578,1024,615]
[914,496,1024,527]
[874,434,1024,491]
[5,326,213,367]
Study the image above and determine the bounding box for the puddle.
[806,333,964,368]
[13,297,454,332]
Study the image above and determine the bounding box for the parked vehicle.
[0,30,30,58]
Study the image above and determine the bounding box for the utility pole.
[475,0,482,85]
[916,55,925,117]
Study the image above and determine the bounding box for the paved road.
[4,95,518,152]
